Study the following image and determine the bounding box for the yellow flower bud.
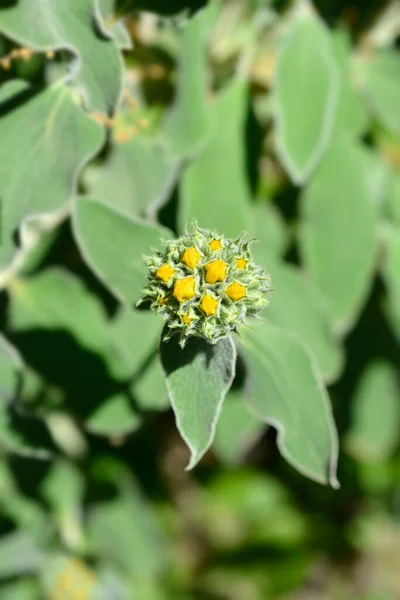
[156,264,175,283]
[225,282,246,302]
[236,258,247,269]
[181,313,192,325]
[199,294,218,316]
[182,247,201,269]
[209,239,222,251]
[204,259,228,284]
[173,277,196,302]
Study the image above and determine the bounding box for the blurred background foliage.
[0,0,400,598]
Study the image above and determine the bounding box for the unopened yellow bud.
[173,277,196,302]
[199,294,218,316]
[204,259,227,284]
[182,247,201,269]
[209,239,222,251]
[236,258,247,269]
[225,282,246,302]
[156,264,175,283]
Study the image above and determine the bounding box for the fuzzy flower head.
[140,224,272,347]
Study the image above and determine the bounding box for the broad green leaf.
[111,306,161,377]
[40,460,85,550]
[347,362,400,463]
[86,392,141,436]
[0,0,123,114]
[96,0,132,50]
[241,320,339,487]
[200,470,308,549]
[110,305,167,411]
[7,269,142,434]
[72,196,172,304]
[381,224,400,340]
[0,401,54,459]
[8,268,111,358]
[180,79,251,236]
[249,202,289,263]
[0,81,104,275]
[162,5,210,156]
[88,459,165,579]
[0,580,41,600]
[131,356,169,412]
[213,389,266,465]
[160,334,236,469]
[95,568,130,600]
[299,135,377,333]
[13,214,62,279]
[0,533,43,578]
[359,50,400,137]
[357,143,392,212]
[265,260,343,382]
[0,461,48,537]
[86,134,178,217]
[274,6,339,183]
[0,335,22,402]
[331,29,369,137]
[0,342,49,458]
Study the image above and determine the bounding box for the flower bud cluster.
[140,224,272,347]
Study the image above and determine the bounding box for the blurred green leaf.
[347,362,400,463]
[0,461,48,537]
[160,334,236,469]
[88,459,166,580]
[357,143,392,212]
[86,392,142,436]
[265,260,343,382]
[180,79,251,236]
[299,135,377,334]
[0,402,55,460]
[241,320,339,487]
[12,215,61,279]
[199,470,308,549]
[0,532,43,578]
[8,268,111,358]
[359,50,400,137]
[0,82,103,274]
[0,0,123,114]
[249,202,289,263]
[0,580,41,600]
[0,335,22,402]
[213,389,266,465]
[331,28,369,137]
[40,460,85,551]
[131,356,169,412]
[163,5,211,156]
[97,0,132,50]
[85,134,178,218]
[111,306,161,377]
[274,6,339,183]
[0,344,55,459]
[8,268,141,434]
[72,197,172,304]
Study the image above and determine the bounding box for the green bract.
[140,224,272,346]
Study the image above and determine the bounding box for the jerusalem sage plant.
[0,0,344,500]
